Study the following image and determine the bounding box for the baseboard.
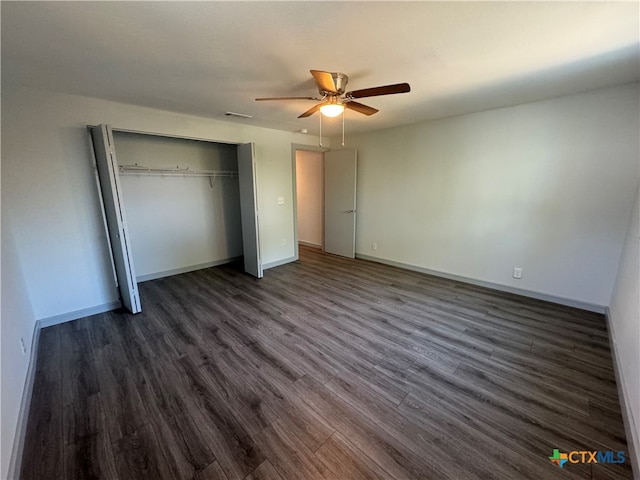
[262,256,297,270]
[38,301,121,328]
[37,259,244,328]
[298,240,322,248]
[7,320,42,480]
[137,257,242,282]
[356,253,606,314]
[605,308,640,479]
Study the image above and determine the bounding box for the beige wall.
[609,181,640,475]
[2,85,324,321]
[334,83,639,310]
[0,85,326,477]
[1,216,36,479]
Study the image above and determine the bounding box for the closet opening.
[114,131,243,283]
[90,124,261,314]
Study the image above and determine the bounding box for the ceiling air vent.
[224,111,253,119]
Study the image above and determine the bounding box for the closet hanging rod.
[118,164,237,177]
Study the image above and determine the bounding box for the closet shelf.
[119,164,238,178]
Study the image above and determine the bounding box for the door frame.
[291,143,329,260]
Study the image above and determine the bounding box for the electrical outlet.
[372,242,378,252]
[277,196,285,205]
[20,337,27,355]
[281,238,286,245]
[513,267,523,279]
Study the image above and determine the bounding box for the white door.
[91,124,141,313]
[324,148,357,258]
[237,143,263,278]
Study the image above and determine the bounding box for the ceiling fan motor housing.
[322,72,349,95]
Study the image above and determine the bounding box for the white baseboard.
[298,240,322,248]
[262,256,297,270]
[38,301,121,329]
[7,320,42,480]
[356,253,606,313]
[605,308,640,479]
[137,257,242,283]
[38,259,244,328]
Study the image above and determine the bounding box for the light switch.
[277,196,285,205]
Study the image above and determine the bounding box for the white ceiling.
[2,1,639,136]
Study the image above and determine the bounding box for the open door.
[324,148,357,258]
[237,143,263,278]
[90,124,141,313]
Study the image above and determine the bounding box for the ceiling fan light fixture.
[319,103,344,117]
[256,70,410,120]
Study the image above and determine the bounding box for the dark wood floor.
[21,246,632,480]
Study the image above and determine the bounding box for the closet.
[90,125,261,314]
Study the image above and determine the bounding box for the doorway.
[295,149,324,249]
[293,145,357,259]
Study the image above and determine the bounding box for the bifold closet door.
[91,124,141,313]
[237,143,263,278]
[324,148,357,258]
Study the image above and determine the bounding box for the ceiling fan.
[256,70,411,119]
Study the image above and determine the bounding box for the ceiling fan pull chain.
[319,113,323,147]
[342,110,345,147]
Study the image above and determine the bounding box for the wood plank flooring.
[20,246,633,479]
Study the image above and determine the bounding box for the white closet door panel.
[91,124,141,313]
[237,143,263,278]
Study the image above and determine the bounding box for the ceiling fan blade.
[255,96,318,101]
[345,101,379,116]
[298,103,323,118]
[346,82,411,99]
[310,70,338,94]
